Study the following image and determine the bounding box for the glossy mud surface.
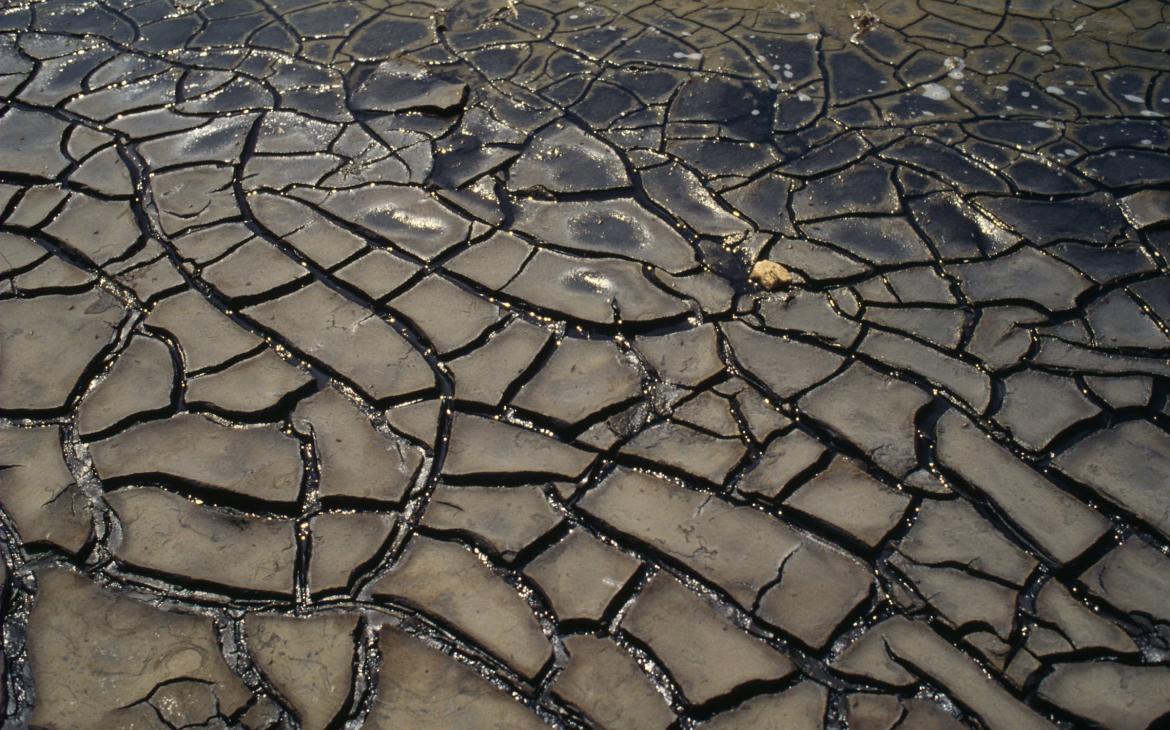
[1,0,1169,727]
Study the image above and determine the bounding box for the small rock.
[749,260,797,291]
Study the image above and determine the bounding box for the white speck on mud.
[921,83,951,101]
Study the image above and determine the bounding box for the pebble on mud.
[749,260,797,291]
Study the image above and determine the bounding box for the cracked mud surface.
[1,0,1170,727]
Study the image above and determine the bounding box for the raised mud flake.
[147,289,263,374]
[0,231,46,275]
[351,59,466,113]
[896,498,1038,587]
[390,275,501,355]
[188,349,311,418]
[503,249,690,325]
[622,573,794,705]
[552,636,675,730]
[801,215,934,266]
[512,198,698,274]
[292,388,423,504]
[315,185,471,261]
[845,693,966,730]
[200,238,312,301]
[244,613,359,730]
[369,626,548,730]
[1080,537,1170,625]
[334,249,418,301]
[91,413,303,504]
[0,107,71,178]
[721,174,796,237]
[244,282,435,402]
[136,114,254,169]
[621,420,747,486]
[579,468,802,608]
[949,246,1090,314]
[652,269,736,315]
[169,222,254,265]
[783,457,911,549]
[114,253,187,305]
[859,329,991,412]
[0,289,125,412]
[524,528,640,623]
[1057,421,1170,537]
[722,321,844,399]
[442,230,531,290]
[444,414,595,480]
[700,682,828,730]
[12,262,98,307]
[976,194,1126,247]
[737,428,825,500]
[759,290,861,346]
[43,193,142,265]
[78,334,175,436]
[728,383,793,443]
[1034,581,1136,655]
[369,534,553,679]
[890,553,1019,642]
[862,305,968,351]
[799,362,929,477]
[307,511,395,595]
[448,319,551,406]
[151,164,240,237]
[512,338,642,427]
[755,540,873,649]
[0,426,92,553]
[1119,189,1170,229]
[1086,289,1170,349]
[672,391,739,438]
[383,400,439,444]
[635,324,724,388]
[639,160,748,238]
[246,194,366,269]
[994,371,1100,452]
[508,122,630,194]
[792,160,900,220]
[833,617,1054,730]
[27,568,253,730]
[936,410,1109,565]
[1038,662,1170,730]
[422,484,561,560]
[107,486,297,595]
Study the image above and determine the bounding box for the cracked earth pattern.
[1,0,1170,727]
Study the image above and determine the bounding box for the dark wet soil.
[1,0,1170,728]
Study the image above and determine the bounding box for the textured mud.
[1,0,1170,727]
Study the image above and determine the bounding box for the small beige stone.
[749,260,797,290]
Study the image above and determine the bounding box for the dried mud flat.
[1,0,1170,727]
